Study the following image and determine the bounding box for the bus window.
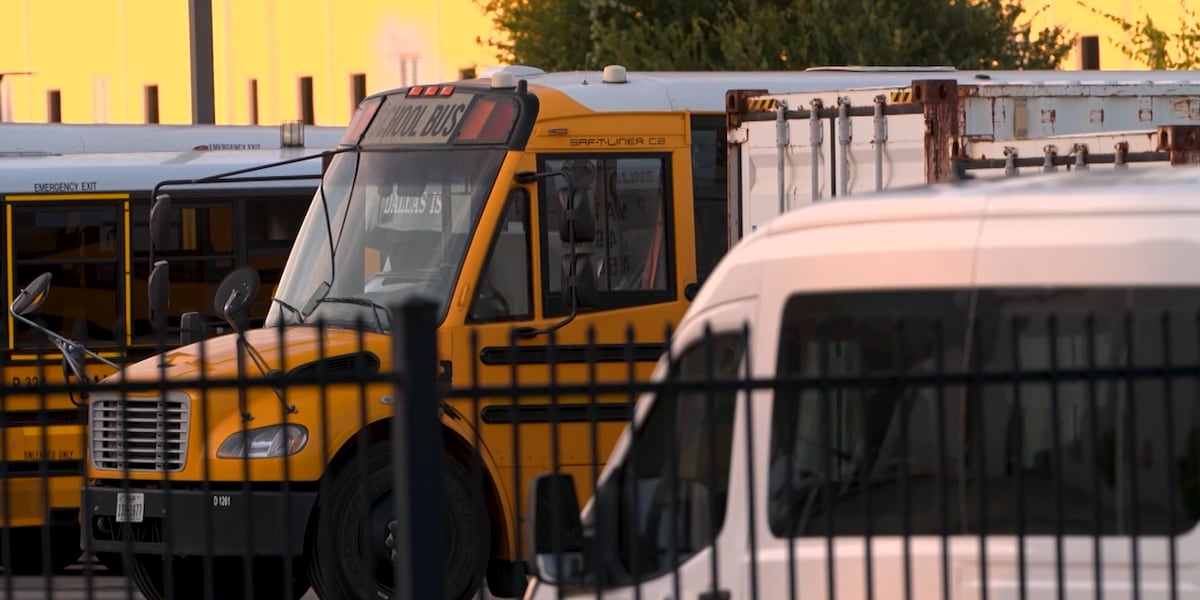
[690,115,728,282]
[9,203,123,347]
[244,194,309,318]
[130,199,237,339]
[469,189,532,323]
[540,155,675,316]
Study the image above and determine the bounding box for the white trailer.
[726,76,1200,243]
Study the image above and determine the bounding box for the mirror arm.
[219,292,296,420]
[8,310,120,370]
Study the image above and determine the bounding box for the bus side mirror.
[149,260,170,332]
[528,473,585,585]
[179,312,205,346]
[559,189,595,244]
[150,193,172,251]
[214,266,261,322]
[561,254,598,309]
[10,272,52,317]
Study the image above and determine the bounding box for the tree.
[473,0,1074,72]
[1081,3,1200,70]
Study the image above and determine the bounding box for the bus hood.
[111,327,390,384]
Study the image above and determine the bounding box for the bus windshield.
[267,147,505,329]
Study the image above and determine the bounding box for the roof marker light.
[491,72,517,89]
[602,65,628,84]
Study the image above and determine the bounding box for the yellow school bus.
[79,65,984,599]
[0,137,337,575]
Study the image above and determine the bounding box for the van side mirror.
[561,254,598,309]
[179,312,205,346]
[528,473,585,585]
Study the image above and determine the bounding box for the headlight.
[217,425,308,458]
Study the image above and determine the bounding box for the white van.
[524,164,1200,600]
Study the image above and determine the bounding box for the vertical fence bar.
[546,329,564,600]
[896,318,913,600]
[0,367,11,600]
[971,317,989,600]
[857,320,875,600]
[355,316,373,600]
[1160,311,1179,600]
[507,327,525,597]
[665,325,682,600]
[276,315,296,600]
[623,326,643,600]
[1048,315,1066,600]
[740,322,760,600]
[390,297,444,599]
[585,327,605,598]
[1084,314,1103,600]
[1012,317,1029,600]
[35,340,53,598]
[818,324,836,600]
[934,319,950,600]
[704,326,722,599]
[467,330,485,599]
[1124,312,1142,600]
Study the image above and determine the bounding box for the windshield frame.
[266,146,509,331]
[264,85,538,332]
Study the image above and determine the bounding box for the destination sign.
[362,93,474,146]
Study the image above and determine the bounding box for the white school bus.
[0,142,334,574]
[0,121,344,156]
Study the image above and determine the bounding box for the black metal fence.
[3,296,1200,599]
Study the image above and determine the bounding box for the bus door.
[455,153,687,516]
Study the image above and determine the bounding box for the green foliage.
[474,0,1075,71]
[1080,2,1200,69]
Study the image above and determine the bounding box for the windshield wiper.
[311,296,390,332]
[271,297,306,324]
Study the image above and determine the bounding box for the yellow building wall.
[0,0,503,126]
[1027,0,1198,70]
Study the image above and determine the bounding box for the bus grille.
[90,393,190,473]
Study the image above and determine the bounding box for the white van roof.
[697,166,1200,312]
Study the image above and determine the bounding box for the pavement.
[1,558,503,599]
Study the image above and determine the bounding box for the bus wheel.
[125,554,309,600]
[3,525,82,574]
[308,442,490,600]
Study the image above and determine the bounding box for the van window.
[588,331,744,587]
[769,288,1200,539]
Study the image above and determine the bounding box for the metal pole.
[0,72,35,122]
[391,296,444,599]
[188,0,216,124]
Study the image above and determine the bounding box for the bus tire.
[308,441,489,600]
[125,554,308,600]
